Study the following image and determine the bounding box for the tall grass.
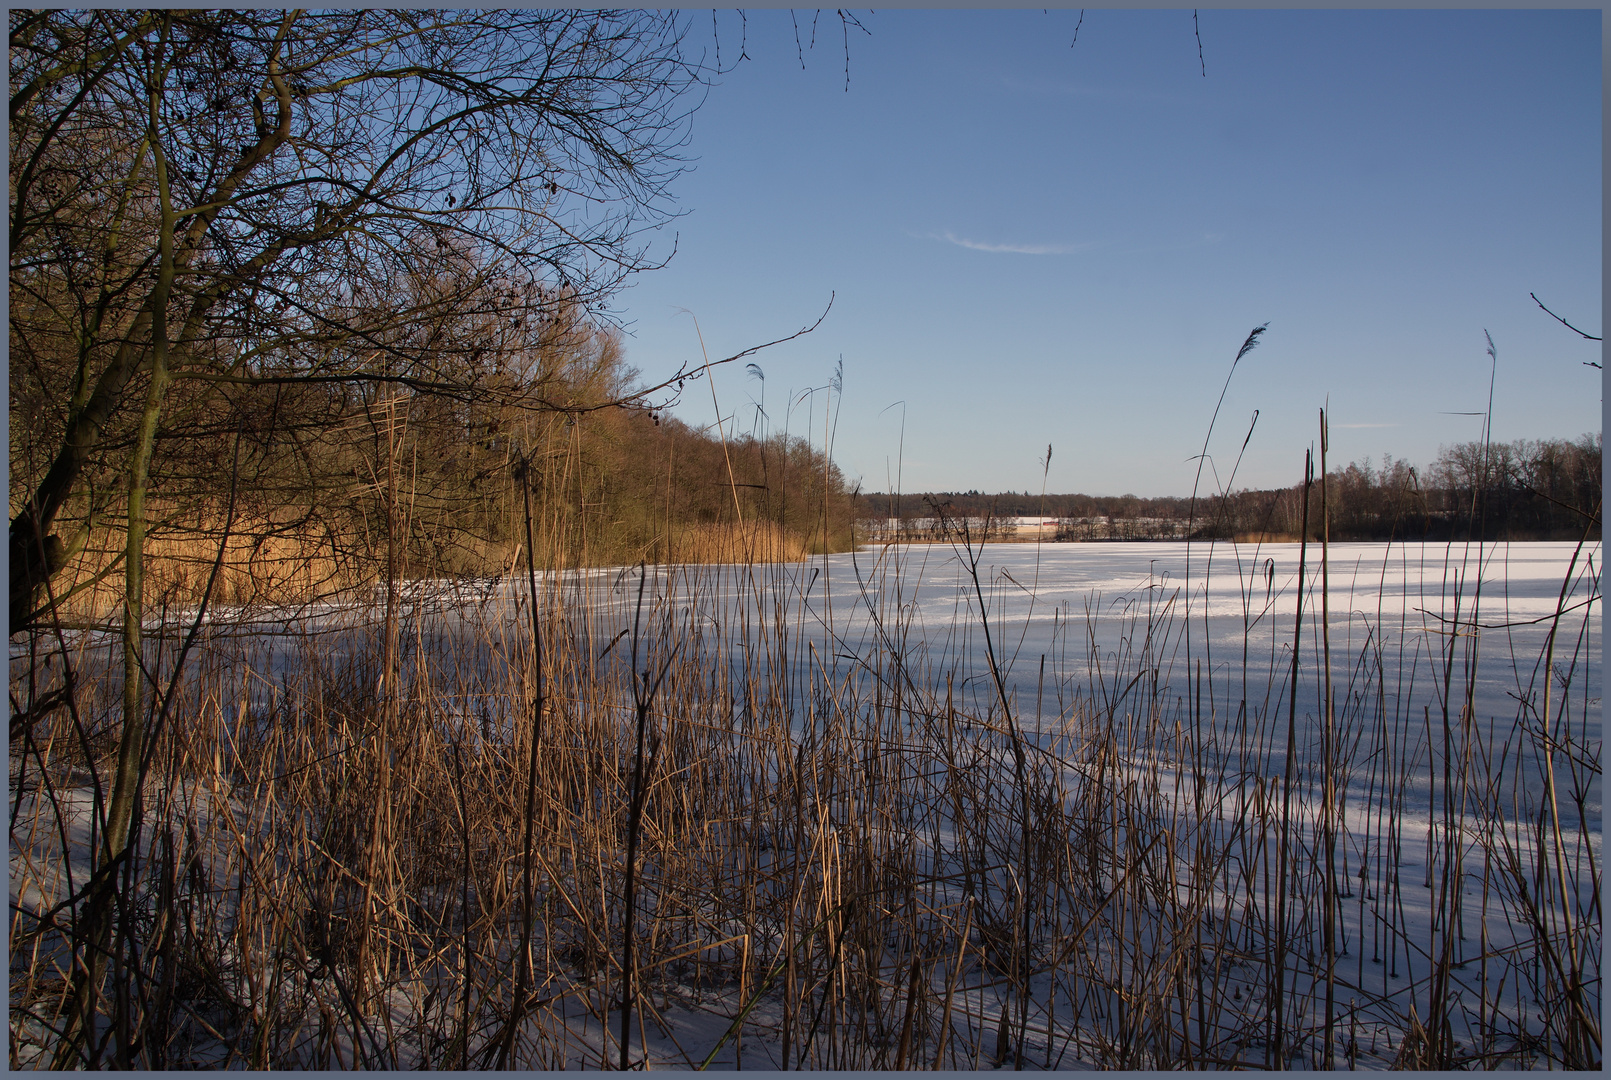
[34,509,821,632]
[10,518,1598,1068]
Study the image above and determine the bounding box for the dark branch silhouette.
[1531,292,1601,341]
[1531,292,1603,368]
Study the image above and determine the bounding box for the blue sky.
[614,9,1601,497]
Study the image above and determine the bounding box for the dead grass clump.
[1232,530,1302,544]
[39,508,367,624]
[665,520,814,564]
[32,512,820,630]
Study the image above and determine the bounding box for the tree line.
[857,433,1601,543]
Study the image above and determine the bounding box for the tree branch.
[1531,292,1602,342]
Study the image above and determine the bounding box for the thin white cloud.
[930,230,1087,255]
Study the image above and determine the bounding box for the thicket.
[857,433,1602,543]
[12,290,855,624]
[8,9,852,632]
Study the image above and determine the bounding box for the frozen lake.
[13,537,1600,1069]
[98,536,1595,859]
[35,538,1597,812]
[80,538,1596,785]
[470,540,1598,758]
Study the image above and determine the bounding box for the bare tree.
[10,9,709,630]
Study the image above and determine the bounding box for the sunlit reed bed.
[9,530,1600,1069]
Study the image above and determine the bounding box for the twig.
[1530,292,1602,342]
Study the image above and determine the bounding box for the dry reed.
[8,508,1601,1070]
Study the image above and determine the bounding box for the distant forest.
[857,433,1601,543]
